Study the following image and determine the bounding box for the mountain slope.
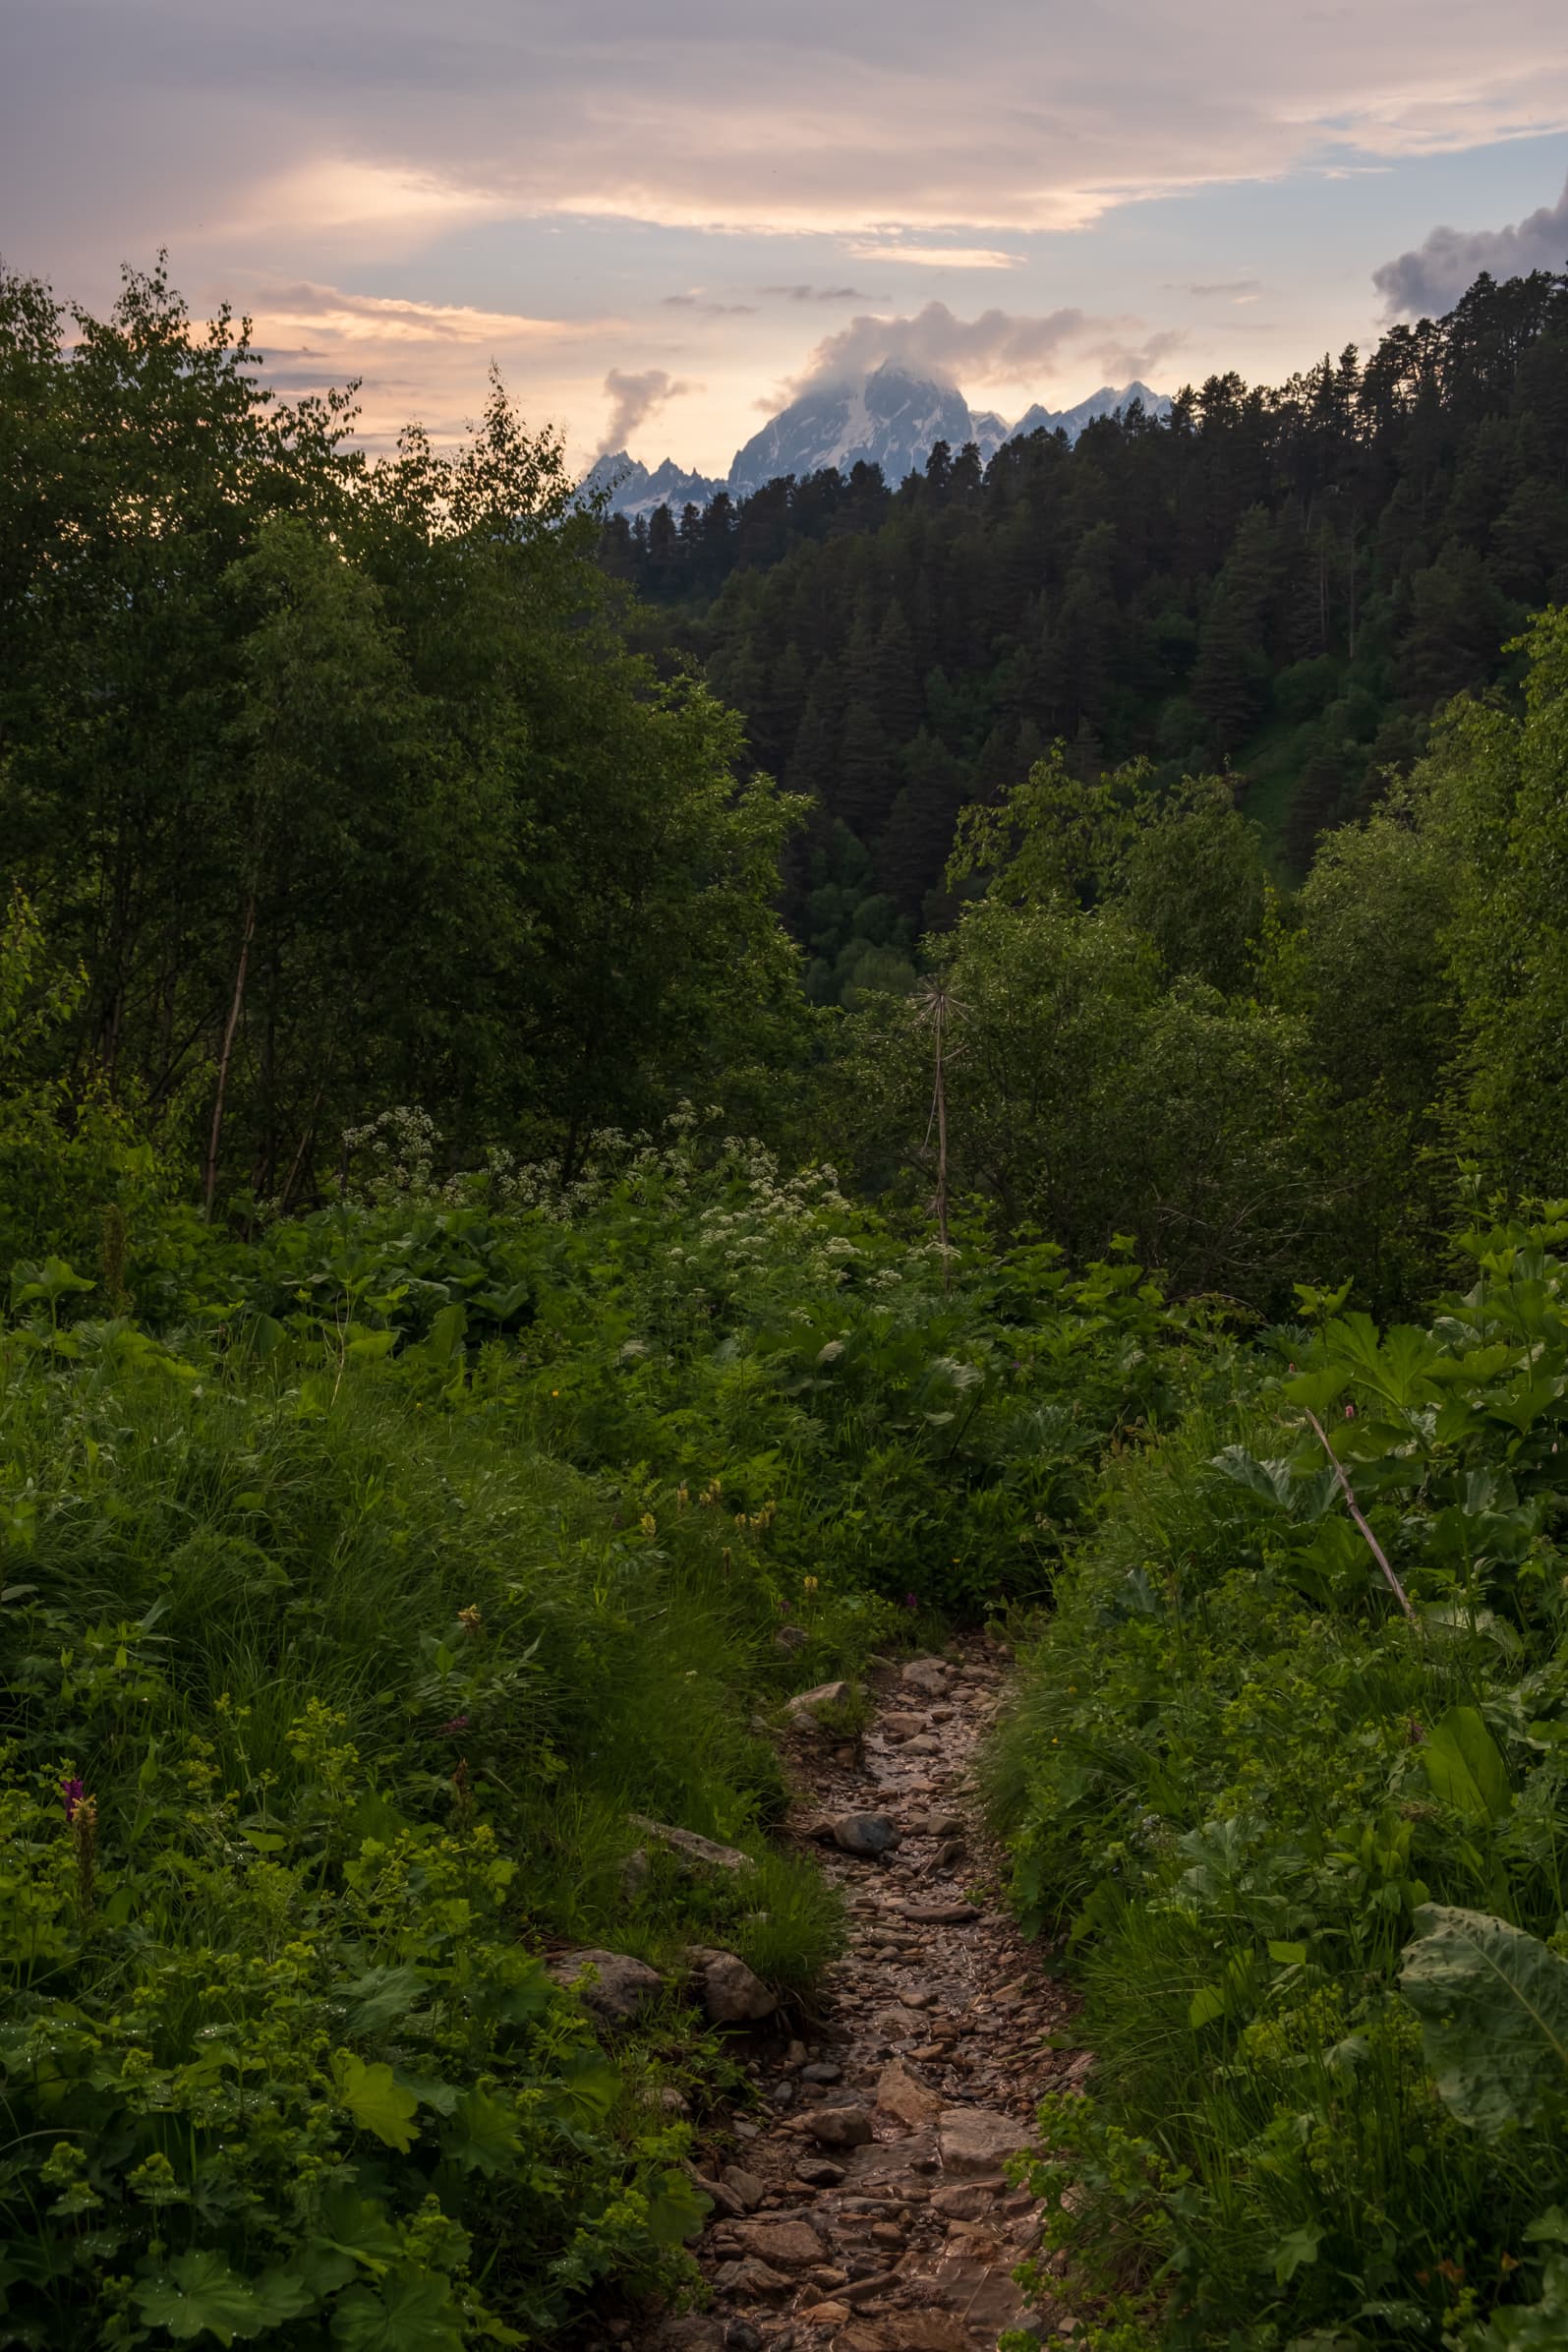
[727,364,975,497]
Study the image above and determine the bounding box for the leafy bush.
[990,1211,1568,2347]
[234,1117,1199,1617]
[0,1303,827,2346]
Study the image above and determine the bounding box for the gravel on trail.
[632,1640,1090,2352]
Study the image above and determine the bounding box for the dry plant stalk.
[1302,1404,1419,1623]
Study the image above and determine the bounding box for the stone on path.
[875,2058,943,2128]
[868,2002,925,2039]
[888,2317,972,2352]
[711,2255,790,2297]
[649,2319,725,2351]
[547,1948,661,2024]
[930,2180,1000,2219]
[731,2217,823,2267]
[833,1810,901,1855]
[938,2104,1030,2178]
[689,2170,744,2217]
[899,1900,979,1923]
[900,1657,951,1694]
[805,2103,875,2146]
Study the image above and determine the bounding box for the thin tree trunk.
[932,994,950,1293]
[278,1088,323,1213]
[204,896,256,1219]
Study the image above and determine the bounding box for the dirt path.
[647,1642,1082,2352]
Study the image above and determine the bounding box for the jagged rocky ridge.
[581,365,1169,517]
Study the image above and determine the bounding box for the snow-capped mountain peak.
[1007,381,1170,442]
[578,448,723,521]
[579,375,1173,518]
[726,362,974,498]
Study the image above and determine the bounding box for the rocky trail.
[643,1642,1083,2352]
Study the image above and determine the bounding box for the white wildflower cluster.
[339,1106,440,1205]
[334,1103,925,1303]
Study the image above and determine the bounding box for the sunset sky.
[5,0,1567,474]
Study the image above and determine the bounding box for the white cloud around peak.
[792,299,1186,394]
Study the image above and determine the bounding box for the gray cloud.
[662,292,757,314]
[1373,172,1568,315]
[13,0,1568,274]
[794,299,1184,391]
[763,285,875,303]
[1178,277,1263,298]
[598,366,697,452]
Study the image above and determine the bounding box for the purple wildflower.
[903,1593,919,1612]
[62,1776,85,1822]
[438,1715,470,1736]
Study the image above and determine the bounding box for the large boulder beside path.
[785,1678,854,1730]
[686,1946,777,2024]
[628,1814,756,1872]
[547,1948,662,2025]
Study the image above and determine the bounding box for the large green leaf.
[250,2270,317,2328]
[134,2252,261,2345]
[331,2053,421,2151]
[329,2272,465,2352]
[547,2046,617,2125]
[645,2168,710,2248]
[311,2189,404,2280]
[1421,1705,1512,1824]
[446,2087,520,2175]
[334,1964,428,2035]
[1209,1446,1293,1509]
[1399,1905,1568,2132]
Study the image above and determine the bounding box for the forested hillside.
[7,258,1568,2352]
[601,270,1568,1003]
[0,264,803,1211]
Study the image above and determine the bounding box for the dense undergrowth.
[990,1214,1568,2350]
[0,1095,1185,2350]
